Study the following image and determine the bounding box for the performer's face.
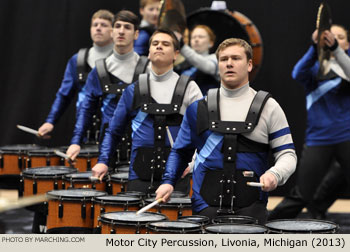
[90,18,113,46]
[148,32,178,67]
[111,20,139,52]
[140,2,160,26]
[218,45,252,89]
[190,27,213,54]
[331,25,349,51]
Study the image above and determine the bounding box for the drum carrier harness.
[96,56,149,164]
[132,73,191,192]
[197,88,271,214]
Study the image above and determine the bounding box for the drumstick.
[54,150,74,166]
[136,198,164,215]
[247,182,264,187]
[166,126,174,148]
[0,194,47,213]
[17,125,40,136]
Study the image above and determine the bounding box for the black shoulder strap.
[207,88,220,122]
[138,73,150,104]
[245,90,272,126]
[96,58,111,89]
[76,48,89,82]
[171,75,191,106]
[132,56,149,82]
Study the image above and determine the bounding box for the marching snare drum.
[93,195,142,228]
[265,219,339,234]
[46,188,107,233]
[21,166,77,196]
[26,148,63,168]
[0,144,42,175]
[98,211,167,234]
[63,145,99,172]
[144,197,192,220]
[147,220,202,234]
[64,171,106,191]
[108,172,128,194]
[205,223,268,234]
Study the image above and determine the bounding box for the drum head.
[187,8,249,53]
[265,219,339,233]
[0,144,42,154]
[178,215,210,225]
[110,172,129,182]
[95,195,141,204]
[147,220,201,233]
[65,171,106,181]
[27,148,59,155]
[205,223,267,234]
[117,191,146,199]
[145,197,191,207]
[99,211,167,225]
[115,164,129,173]
[22,166,77,177]
[150,191,188,198]
[47,188,107,200]
[79,145,99,155]
[212,215,257,224]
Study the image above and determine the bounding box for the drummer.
[156,38,297,224]
[66,10,149,164]
[175,25,220,95]
[38,10,114,140]
[92,28,203,194]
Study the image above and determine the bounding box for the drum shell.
[93,196,142,228]
[109,172,128,194]
[0,144,40,174]
[46,189,107,232]
[64,172,106,191]
[144,197,192,220]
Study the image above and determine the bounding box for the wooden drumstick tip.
[247,182,264,187]
[136,198,164,215]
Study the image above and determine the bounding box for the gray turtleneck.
[149,69,203,115]
[330,46,350,81]
[181,44,219,81]
[218,83,297,185]
[87,43,114,68]
[105,49,141,84]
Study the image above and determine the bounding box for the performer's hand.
[312,29,319,44]
[181,166,191,178]
[92,163,108,182]
[323,30,337,48]
[66,144,81,161]
[155,184,174,202]
[259,172,277,192]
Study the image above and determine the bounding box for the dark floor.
[0,208,349,234]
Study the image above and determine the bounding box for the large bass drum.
[187,8,263,80]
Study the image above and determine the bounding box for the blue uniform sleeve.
[161,102,197,186]
[291,45,318,87]
[46,54,80,124]
[134,30,150,56]
[98,84,136,165]
[70,68,102,145]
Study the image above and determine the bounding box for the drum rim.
[110,172,129,181]
[0,144,42,153]
[46,188,107,200]
[205,223,268,234]
[146,220,202,233]
[265,218,339,233]
[64,171,107,182]
[212,214,258,224]
[22,166,77,178]
[94,195,142,204]
[178,215,210,225]
[99,210,167,225]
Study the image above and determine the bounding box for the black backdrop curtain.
[1,0,350,195]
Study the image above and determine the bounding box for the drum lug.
[59,202,64,218]
[0,155,3,168]
[60,157,65,166]
[18,156,23,169]
[27,157,31,168]
[44,201,48,216]
[87,159,91,170]
[19,177,24,197]
[178,205,183,218]
[54,180,58,190]
[110,229,116,234]
[106,182,112,195]
[46,156,50,166]
[92,183,96,190]
[33,180,37,195]
[100,207,105,214]
[62,181,66,190]
[90,204,94,219]
[81,203,86,219]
